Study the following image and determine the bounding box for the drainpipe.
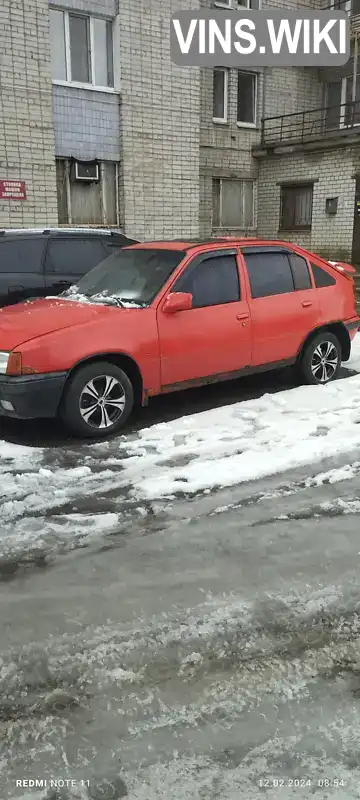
[352,34,358,104]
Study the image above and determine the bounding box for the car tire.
[60,361,134,438]
[300,331,342,386]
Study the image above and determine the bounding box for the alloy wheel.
[79,374,126,429]
[310,340,339,383]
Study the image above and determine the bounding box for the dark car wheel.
[300,331,342,386]
[60,361,134,438]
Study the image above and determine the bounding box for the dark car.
[0,227,138,307]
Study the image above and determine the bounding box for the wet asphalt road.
[1,367,360,799]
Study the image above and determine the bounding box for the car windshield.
[61,248,186,307]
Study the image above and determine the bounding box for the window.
[45,239,107,276]
[0,239,45,273]
[69,249,186,305]
[289,254,312,290]
[237,71,257,126]
[212,178,254,229]
[280,184,313,231]
[56,159,118,226]
[49,8,114,89]
[214,0,259,9]
[175,254,240,308]
[213,68,228,122]
[343,74,360,125]
[243,251,295,298]
[311,263,336,287]
[325,81,342,129]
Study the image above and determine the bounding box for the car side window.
[45,238,107,276]
[311,263,336,287]
[243,251,295,299]
[0,239,45,273]
[289,254,312,290]
[174,254,240,308]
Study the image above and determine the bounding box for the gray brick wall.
[200,63,262,236]
[53,87,121,161]
[0,0,57,228]
[118,0,201,240]
[49,0,116,17]
[257,149,355,261]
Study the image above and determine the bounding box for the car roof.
[0,227,132,238]
[128,237,291,252]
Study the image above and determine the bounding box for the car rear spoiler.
[328,260,357,278]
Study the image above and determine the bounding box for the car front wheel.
[300,331,342,385]
[60,361,134,438]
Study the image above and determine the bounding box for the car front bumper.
[0,372,67,420]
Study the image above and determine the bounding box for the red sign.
[0,180,27,201]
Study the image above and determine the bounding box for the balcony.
[323,0,360,34]
[253,101,360,155]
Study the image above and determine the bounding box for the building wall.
[118,0,201,241]
[0,0,57,228]
[49,0,116,16]
[198,0,326,236]
[199,66,262,236]
[257,148,356,261]
[53,87,121,161]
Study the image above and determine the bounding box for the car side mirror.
[163,292,192,313]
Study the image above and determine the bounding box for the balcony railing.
[259,101,360,148]
[322,0,360,14]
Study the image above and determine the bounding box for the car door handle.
[8,285,24,293]
[302,301,312,307]
[236,313,249,321]
[57,280,71,286]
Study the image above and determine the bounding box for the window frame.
[237,71,258,128]
[279,183,313,232]
[172,248,241,309]
[50,7,117,93]
[340,74,360,128]
[214,0,256,10]
[212,178,255,230]
[213,67,229,124]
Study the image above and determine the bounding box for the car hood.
[0,297,130,349]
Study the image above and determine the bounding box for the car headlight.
[0,352,10,374]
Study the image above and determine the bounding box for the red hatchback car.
[0,237,358,438]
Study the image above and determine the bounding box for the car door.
[240,246,321,366]
[44,237,108,294]
[157,248,251,388]
[0,236,47,307]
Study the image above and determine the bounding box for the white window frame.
[237,71,258,128]
[214,0,259,10]
[328,0,351,13]
[212,178,256,230]
[50,8,118,94]
[340,75,360,127]
[213,68,229,124]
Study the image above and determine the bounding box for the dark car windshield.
[62,248,186,306]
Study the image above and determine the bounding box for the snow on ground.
[115,333,360,499]
[1,334,360,547]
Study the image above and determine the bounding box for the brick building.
[1,0,360,261]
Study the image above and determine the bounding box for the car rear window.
[70,248,186,305]
[0,238,45,273]
[311,263,336,287]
